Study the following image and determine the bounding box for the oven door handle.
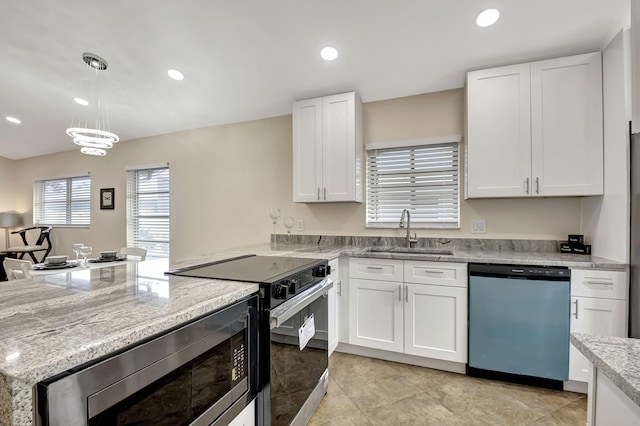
[270,278,333,329]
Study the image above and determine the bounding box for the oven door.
[266,278,332,426]
[37,297,258,426]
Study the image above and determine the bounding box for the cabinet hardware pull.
[421,269,444,274]
[405,285,409,302]
[586,280,614,286]
[535,177,540,194]
[317,187,321,200]
[511,269,524,273]
[337,281,342,296]
[572,299,579,319]
[366,266,384,270]
[525,178,530,194]
[398,284,402,302]
[324,187,327,200]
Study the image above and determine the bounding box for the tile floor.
[309,352,587,426]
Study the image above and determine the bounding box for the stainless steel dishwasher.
[467,263,571,390]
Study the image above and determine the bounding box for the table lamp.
[0,212,19,250]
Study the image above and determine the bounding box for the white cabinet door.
[292,92,362,203]
[466,63,532,198]
[404,283,467,362]
[531,53,603,196]
[323,92,359,202]
[349,278,403,353]
[328,259,339,355]
[293,97,323,202]
[569,297,627,382]
[632,0,640,134]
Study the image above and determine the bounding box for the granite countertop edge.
[570,333,640,407]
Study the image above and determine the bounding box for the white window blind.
[33,176,91,226]
[126,167,170,258]
[366,142,459,228]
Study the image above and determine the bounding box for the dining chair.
[3,226,53,263]
[3,259,33,280]
[120,247,147,261]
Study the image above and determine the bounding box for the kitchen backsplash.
[271,234,563,253]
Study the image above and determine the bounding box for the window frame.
[33,175,91,227]
[365,137,461,229]
[126,166,170,259]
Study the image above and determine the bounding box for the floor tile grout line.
[330,369,376,424]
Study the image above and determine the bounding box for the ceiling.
[0,0,631,160]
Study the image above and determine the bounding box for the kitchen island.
[0,259,258,425]
[571,333,640,424]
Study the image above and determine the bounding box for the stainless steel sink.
[366,247,454,255]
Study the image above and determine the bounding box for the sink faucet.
[399,209,418,248]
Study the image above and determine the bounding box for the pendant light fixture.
[66,53,119,156]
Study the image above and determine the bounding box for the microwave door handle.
[270,278,333,329]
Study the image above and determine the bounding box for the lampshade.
[66,53,119,157]
[0,212,19,227]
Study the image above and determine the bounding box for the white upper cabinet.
[466,64,532,197]
[293,92,363,203]
[466,53,603,198]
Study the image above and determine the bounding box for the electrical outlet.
[471,219,486,234]
[297,219,304,231]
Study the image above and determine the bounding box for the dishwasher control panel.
[469,263,570,280]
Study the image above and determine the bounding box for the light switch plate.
[297,219,304,231]
[471,219,486,234]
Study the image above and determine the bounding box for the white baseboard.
[564,380,588,394]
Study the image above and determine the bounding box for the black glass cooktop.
[166,255,324,284]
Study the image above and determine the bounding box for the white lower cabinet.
[569,268,628,383]
[569,297,627,382]
[404,283,467,362]
[349,278,404,352]
[348,258,467,363]
[327,258,339,355]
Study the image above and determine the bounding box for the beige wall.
[5,89,583,260]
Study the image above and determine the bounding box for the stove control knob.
[274,282,290,299]
[313,265,329,277]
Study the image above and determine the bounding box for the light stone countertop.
[0,258,257,426]
[172,242,627,270]
[571,333,640,407]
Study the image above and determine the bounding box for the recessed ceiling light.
[476,8,500,27]
[74,97,89,106]
[6,116,21,124]
[168,69,184,81]
[320,46,338,61]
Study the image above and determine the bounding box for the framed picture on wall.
[100,188,115,210]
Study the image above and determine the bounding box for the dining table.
[29,258,134,276]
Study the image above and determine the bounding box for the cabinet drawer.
[571,269,627,300]
[404,261,467,288]
[349,258,403,282]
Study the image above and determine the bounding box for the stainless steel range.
[167,254,333,426]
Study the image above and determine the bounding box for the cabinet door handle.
[421,269,444,274]
[586,280,614,286]
[535,177,540,194]
[398,284,402,302]
[366,266,384,270]
[405,285,409,302]
[337,281,342,296]
[525,178,530,194]
[324,187,327,200]
[317,187,321,200]
[572,299,579,319]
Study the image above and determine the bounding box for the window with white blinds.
[126,167,170,258]
[366,142,460,228]
[33,176,91,226]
